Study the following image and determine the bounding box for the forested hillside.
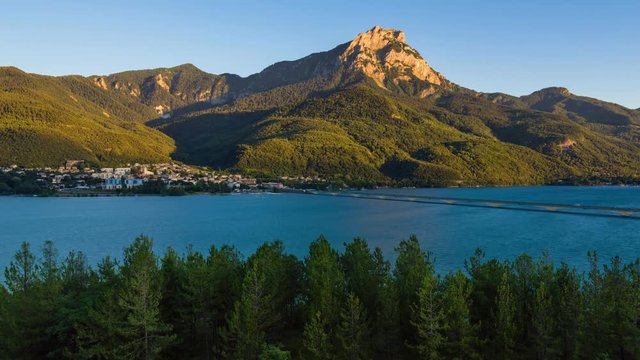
[0,67,175,167]
[2,235,640,359]
[158,83,640,186]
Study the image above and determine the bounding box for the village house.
[239,178,257,186]
[262,182,285,190]
[124,178,144,187]
[103,178,122,190]
[114,168,131,176]
[91,172,112,180]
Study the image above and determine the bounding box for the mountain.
[91,26,448,116]
[1,26,638,185]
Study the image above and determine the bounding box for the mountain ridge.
[1,26,638,185]
[88,26,452,117]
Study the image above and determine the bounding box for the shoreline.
[1,183,638,198]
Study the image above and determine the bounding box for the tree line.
[0,170,54,195]
[1,235,639,359]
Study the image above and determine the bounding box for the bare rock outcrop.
[339,26,445,91]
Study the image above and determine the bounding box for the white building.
[124,178,144,187]
[103,178,122,190]
[114,168,131,176]
[91,172,112,180]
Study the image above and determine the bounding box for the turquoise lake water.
[1,186,639,273]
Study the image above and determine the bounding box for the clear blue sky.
[2,0,638,108]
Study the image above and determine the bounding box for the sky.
[1,0,639,108]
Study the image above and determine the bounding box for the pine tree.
[61,250,95,293]
[260,344,291,360]
[550,263,580,359]
[494,272,516,359]
[248,240,304,343]
[341,238,378,312]
[208,244,245,354]
[0,285,10,360]
[305,235,345,330]
[3,241,63,359]
[395,235,432,355]
[158,247,187,357]
[512,254,536,354]
[37,240,65,356]
[371,247,400,358]
[180,247,215,358]
[75,281,123,358]
[224,262,277,360]
[341,239,395,356]
[116,235,176,360]
[50,251,96,358]
[302,311,333,360]
[532,254,555,360]
[533,281,554,359]
[409,272,444,360]
[336,293,369,360]
[4,241,38,293]
[626,259,640,358]
[40,240,60,286]
[74,256,122,359]
[578,251,607,358]
[440,271,480,360]
[600,256,640,358]
[176,244,244,359]
[465,248,506,356]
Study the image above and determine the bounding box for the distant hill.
[0,67,174,167]
[1,26,638,185]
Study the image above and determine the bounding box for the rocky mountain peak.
[521,87,573,107]
[540,87,572,97]
[345,25,407,51]
[339,26,445,94]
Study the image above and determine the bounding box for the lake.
[1,186,639,274]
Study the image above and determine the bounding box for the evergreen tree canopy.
[1,235,639,360]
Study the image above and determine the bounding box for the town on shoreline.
[3,159,639,197]
[0,160,333,196]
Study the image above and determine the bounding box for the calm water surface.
[1,186,639,273]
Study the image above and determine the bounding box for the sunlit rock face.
[90,26,449,106]
[340,25,445,92]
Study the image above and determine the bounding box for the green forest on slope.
[0,67,175,167]
[2,235,640,359]
[158,83,640,186]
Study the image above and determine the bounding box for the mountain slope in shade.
[1,26,639,185]
[0,67,175,167]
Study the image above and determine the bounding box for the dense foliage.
[160,83,640,186]
[2,235,640,359]
[0,170,54,195]
[121,179,233,195]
